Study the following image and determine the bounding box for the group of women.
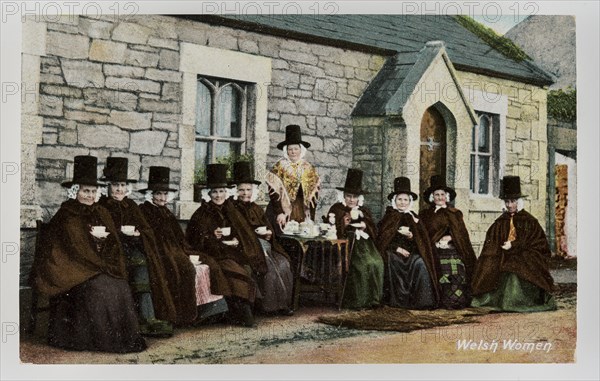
[32,124,553,354]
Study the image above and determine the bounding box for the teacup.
[221,227,231,236]
[350,209,360,220]
[189,254,200,264]
[255,226,268,235]
[91,226,106,234]
[121,225,135,235]
[398,226,410,234]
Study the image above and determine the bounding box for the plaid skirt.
[437,247,471,309]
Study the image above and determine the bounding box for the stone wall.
[23,15,385,222]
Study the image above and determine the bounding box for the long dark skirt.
[342,238,384,309]
[385,251,436,309]
[437,247,471,309]
[257,238,293,312]
[48,274,146,353]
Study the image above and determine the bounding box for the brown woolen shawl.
[98,196,177,322]
[471,210,555,295]
[419,206,477,283]
[376,206,441,302]
[34,199,127,297]
[326,202,378,242]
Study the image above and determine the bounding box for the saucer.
[222,240,238,246]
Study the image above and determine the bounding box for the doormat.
[317,306,492,333]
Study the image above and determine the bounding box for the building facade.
[20,14,553,266]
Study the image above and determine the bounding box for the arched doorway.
[419,106,447,211]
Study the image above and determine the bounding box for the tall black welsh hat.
[336,168,369,195]
[230,161,261,186]
[499,175,527,199]
[277,124,311,150]
[61,155,104,188]
[101,157,137,183]
[423,174,456,201]
[138,166,177,193]
[387,176,418,201]
[202,164,233,189]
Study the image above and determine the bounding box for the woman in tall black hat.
[186,164,262,327]
[376,177,439,309]
[325,168,384,309]
[229,161,294,315]
[137,166,200,326]
[265,124,321,235]
[419,175,477,309]
[98,157,174,336]
[471,176,556,312]
[32,155,146,353]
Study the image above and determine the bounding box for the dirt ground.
[19,282,576,365]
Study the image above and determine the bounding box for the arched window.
[195,76,250,178]
[470,112,500,195]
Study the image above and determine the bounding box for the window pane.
[195,141,208,181]
[471,123,476,151]
[216,86,242,138]
[478,156,489,194]
[478,115,490,152]
[195,82,211,136]
[470,155,475,192]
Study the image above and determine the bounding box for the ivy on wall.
[454,15,531,62]
[194,153,255,184]
[548,88,577,123]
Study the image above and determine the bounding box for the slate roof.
[186,15,554,87]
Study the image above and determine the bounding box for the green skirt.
[341,237,384,310]
[471,272,556,312]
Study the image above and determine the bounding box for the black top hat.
[499,175,526,199]
[230,161,261,186]
[61,155,104,188]
[423,175,456,202]
[276,124,311,150]
[202,164,233,189]
[138,166,177,193]
[101,157,137,183]
[336,168,369,195]
[387,176,418,201]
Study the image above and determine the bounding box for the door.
[419,107,447,211]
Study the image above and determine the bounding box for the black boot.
[239,302,256,328]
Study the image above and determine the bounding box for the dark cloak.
[419,206,477,283]
[471,210,555,295]
[98,195,177,322]
[376,207,441,303]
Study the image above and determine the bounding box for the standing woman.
[325,168,384,309]
[419,175,477,309]
[186,164,262,327]
[138,166,199,326]
[98,157,175,336]
[33,155,146,353]
[230,161,294,315]
[265,124,321,235]
[376,177,440,309]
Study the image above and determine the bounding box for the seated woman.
[376,177,440,309]
[186,164,262,327]
[230,161,294,315]
[32,155,146,353]
[471,176,556,312]
[325,168,384,309]
[138,166,209,326]
[419,175,477,309]
[98,157,174,336]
